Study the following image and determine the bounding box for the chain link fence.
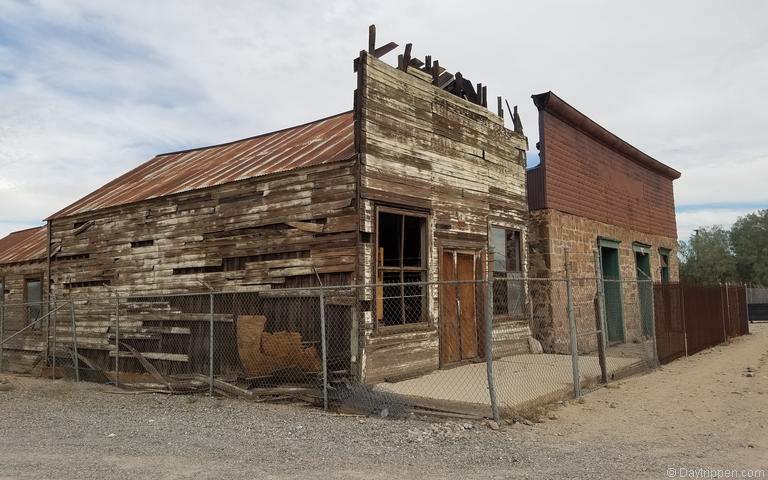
[1,259,661,421]
[0,298,81,378]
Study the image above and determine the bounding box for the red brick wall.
[537,111,678,238]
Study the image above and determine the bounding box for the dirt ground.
[0,324,766,479]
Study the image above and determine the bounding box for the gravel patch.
[0,324,765,479]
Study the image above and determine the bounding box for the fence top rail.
[0,276,664,304]
[1,300,66,307]
[117,277,582,301]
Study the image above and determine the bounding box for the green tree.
[679,226,737,284]
[730,209,768,285]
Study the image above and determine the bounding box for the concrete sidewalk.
[376,352,644,412]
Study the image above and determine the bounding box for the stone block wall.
[528,208,679,354]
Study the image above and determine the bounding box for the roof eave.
[532,91,681,180]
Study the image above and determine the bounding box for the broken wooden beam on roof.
[373,42,398,58]
[368,24,376,53]
[401,43,412,71]
[506,99,523,134]
[359,24,506,121]
[408,57,424,69]
[354,24,397,71]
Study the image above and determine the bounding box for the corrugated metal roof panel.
[49,111,356,219]
[0,226,47,265]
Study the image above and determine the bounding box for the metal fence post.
[724,283,731,340]
[647,278,659,368]
[565,248,581,398]
[486,246,500,422]
[0,302,4,372]
[209,292,214,396]
[745,284,751,327]
[115,295,120,388]
[70,301,79,382]
[680,285,688,357]
[720,282,727,343]
[320,288,328,411]
[52,300,57,380]
[592,249,608,383]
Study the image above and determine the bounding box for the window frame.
[489,225,525,320]
[659,248,671,284]
[374,206,430,332]
[23,275,43,327]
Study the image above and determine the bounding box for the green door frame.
[658,248,671,283]
[599,237,625,343]
[633,243,653,336]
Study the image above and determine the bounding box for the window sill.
[373,322,435,337]
[493,314,528,324]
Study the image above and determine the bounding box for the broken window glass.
[377,209,427,327]
[491,227,523,317]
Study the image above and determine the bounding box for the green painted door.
[635,251,653,336]
[601,246,624,342]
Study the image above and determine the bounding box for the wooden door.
[440,250,479,365]
[601,246,625,343]
[440,251,460,364]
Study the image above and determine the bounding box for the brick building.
[526,91,680,353]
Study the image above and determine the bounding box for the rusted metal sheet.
[0,226,47,264]
[526,166,545,210]
[532,91,679,238]
[49,111,355,219]
[532,91,680,180]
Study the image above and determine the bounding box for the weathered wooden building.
[33,35,530,382]
[526,91,681,353]
[0,226,49,372]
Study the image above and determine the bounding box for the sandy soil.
[527,322,768,477]
[0,324,765,479]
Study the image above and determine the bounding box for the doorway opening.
[599,239,624,343]
[634,244,653,336]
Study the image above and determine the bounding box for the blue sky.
[0,0,766,241]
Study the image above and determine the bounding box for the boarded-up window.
[491,227,524,317]
[377,209,427,327]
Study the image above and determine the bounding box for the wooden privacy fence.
[653,283,749,363]
[653,283,749,364]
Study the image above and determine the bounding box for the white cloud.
[676,208,756,242]
[0,0,766,241]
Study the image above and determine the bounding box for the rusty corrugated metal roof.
[0,226,47,265]
[49,111,355,219]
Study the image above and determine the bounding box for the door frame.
[598,237,626,344]
[438,247,482,367]
[633,242,653,336]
